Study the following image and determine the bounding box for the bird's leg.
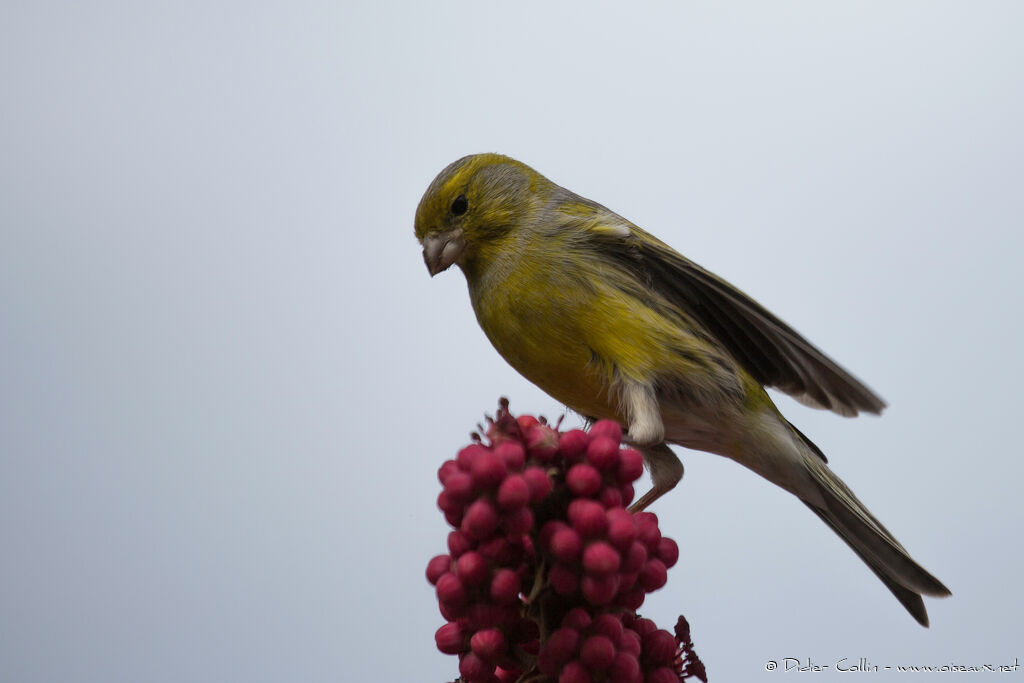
[618,381,681,511]
[629,442,683,512]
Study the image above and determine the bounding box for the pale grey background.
[2,2,1022,681]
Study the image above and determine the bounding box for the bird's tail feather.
[799,442,951,626]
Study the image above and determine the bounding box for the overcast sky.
[2,2,1022,681]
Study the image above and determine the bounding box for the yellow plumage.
[415,153,949,625]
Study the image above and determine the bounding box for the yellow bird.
[415,153,949,625]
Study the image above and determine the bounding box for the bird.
[414,152,950,626]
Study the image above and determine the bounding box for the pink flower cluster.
[426,400,707,683]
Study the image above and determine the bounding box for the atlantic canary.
[414,153,950,625]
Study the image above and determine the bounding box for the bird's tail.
[796,433,951,626]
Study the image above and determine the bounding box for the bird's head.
[415,153,551,278]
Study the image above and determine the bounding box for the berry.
[434,622,465,655]
[639,558,668,592]
[559,660,593,683]
[462,499,500,540]
[580,634,616,669]
[609,651,641,683]
[459,651,494,682]
[616,449,644,483]
[522,466,552,502]
[470,628,507,662]
[568,499,608,538]
[586,436,620,470]
[550,527,583,563]
[558,429,590,461]
[657,537,680,568]
[494,440,526,470]
[580,573,619,605]
[525,425,559,460]
[567,464,602,497]
[457,444,489,471]
[582,541,621,575]
[496,474,530,510]
[426,554,451,585]
[588,419,622,443]
[471,450,508,489]
[436,573,467,607]
[538,627,580,674]
[643,628,678,666]
[455,551,489,586]
[490,568,521,604]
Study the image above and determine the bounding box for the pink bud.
[445,471,475,502]
[588,419,622,444]
[523,466,552,502]
[495,666,521,683]
[634,512,661,547]
[656,537,679,568]
[434,621,465,655]
[582,541,621,575]
[459,651,494,682]
[457,444,489,471]
[455,551,489,586]
[607,511,637,550]
[580,634,616,670]
[632,618,657,638]
[639,558,668,592]
[489,568,521,604]
[462,499,500,540]
[525,425,559,460]
[567,463,603,497]
[609,651,641,683]
[559,660,593,683]
[616,448,644,483]
[558,428,590,461]
[568,499,608,538]
[436,572,467,606]
[426,554,452,585]
[538,627,580,675]
[550,527,583,563]
[438,600,464,621]
[471,451,508,489]
[438,459,460,484]
[496,474,530,510]
[580,573,619,606]
[642,628,678,665]
[448,530,472,558]
[517,414,540,430]
[470,627,507,662]
[494,440,526,470]
[618,627,642,655]
[586,436,620,470]
[437,490,461,515]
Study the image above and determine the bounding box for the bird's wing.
[586,222,886,417]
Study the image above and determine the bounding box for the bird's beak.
[422,229,466,276]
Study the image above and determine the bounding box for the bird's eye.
[451,195,468,216]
